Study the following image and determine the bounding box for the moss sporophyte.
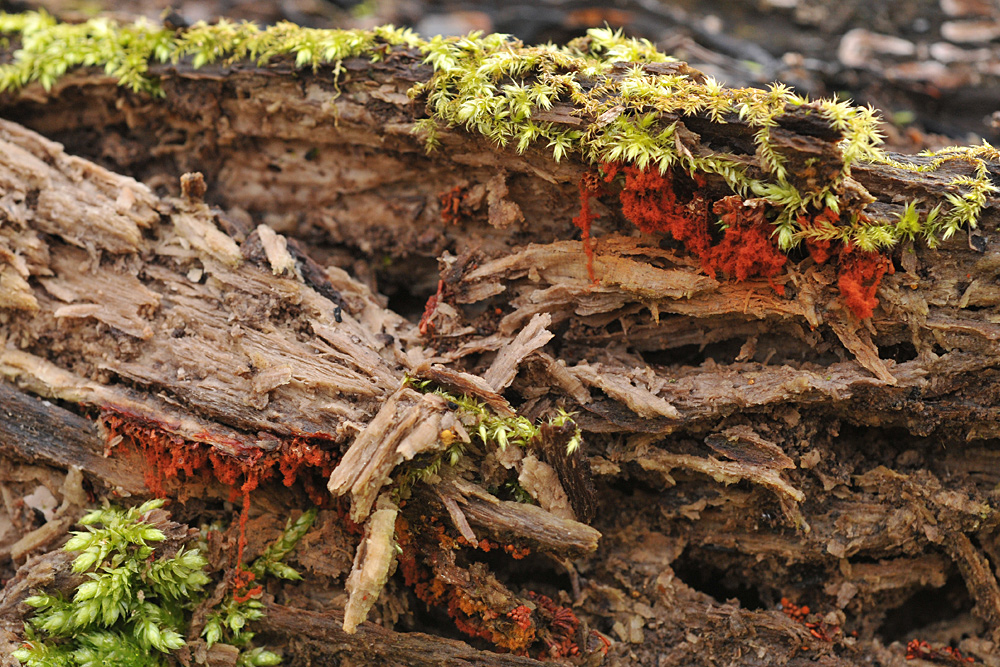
[1,12,996,317]
[13,499,315,667]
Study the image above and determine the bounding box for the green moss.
[0,11,995,252]
[12,499,312,667]
[393,377,581,504]
[405,376,581,455]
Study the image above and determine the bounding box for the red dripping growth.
[232,483,262,603]
[101,414,209,498]
[707,196,787,283]
[837,246,892,319]
[101,411,337,506]
[572,171,604,283]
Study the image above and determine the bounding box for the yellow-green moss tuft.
[0,11,995,252]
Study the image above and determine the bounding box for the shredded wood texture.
[1,47,1000,666]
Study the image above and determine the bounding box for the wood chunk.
[255,224,297,276]
[517,453,575,521]
[344,500,399,634]
[829,320,896,384]
[534,422,598,523]
[632,448,807,528]
[483,313,553,392]
[0,381,147,496]
[440,481,601,556]
[704,426,796,470]
[328,388,448,522]
[0,119,158,255]
[412,363,515,417]
[570,363,682,421]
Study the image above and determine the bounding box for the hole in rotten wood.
[380,255,442,322]
[877,572,974,643]
[671,548,767,611]
[637,332,842,368]
[880,341,918,364]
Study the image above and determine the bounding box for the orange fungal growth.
[100,410,337,505]
[906,639,977,663]
[614,165,712,259]
[440,185,465,225]
[837,246,892,319]
[232,485,261,603]
[529,592,582,658]
[394,514,542,654]
[419,279,445,336]
[707,196,787,283]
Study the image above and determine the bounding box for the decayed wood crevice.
[2,46,1000,665]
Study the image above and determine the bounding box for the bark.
[1,43,1000,667]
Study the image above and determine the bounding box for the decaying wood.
[260,603,550,667]
[2,37,1000,666]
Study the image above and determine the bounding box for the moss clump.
[0,11,995,253]
[12,499,314,667]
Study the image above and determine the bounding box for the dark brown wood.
[0,381,147,496]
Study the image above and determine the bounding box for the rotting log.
[1,17,1000,667]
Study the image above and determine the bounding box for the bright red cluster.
[419,279,445,336]
[529,592,582,658]
[575,165,893,319]
[707,196,787,286]
[582,166,785,286]
[797,207,839,264]
[611,164,712,258]
[836,246,892,320]
[779,597,840,643]
[508,605,533,631]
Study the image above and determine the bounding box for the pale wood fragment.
[343,499,399,634]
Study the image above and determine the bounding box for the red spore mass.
[707,196,787,281]
[582,164,894,318]
[837,246,891,319]
[615,165,712,259]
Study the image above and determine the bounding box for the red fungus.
[440,185,465,225]
[707,196,787,283]
[572,171,604,283]
[232,484,261,603]
[419,279,444,336]
[615,165,712,260]
[837,246,892,319]
[797,207,840,264]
